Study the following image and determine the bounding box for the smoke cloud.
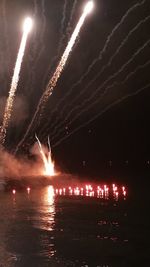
[0,95,28,126]
[0,146,43,178]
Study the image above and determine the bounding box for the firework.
[0,17,33,145]
[42,1,94,104]
[15,1,94,153]
[40,0,147,140]
[35,135,55,176]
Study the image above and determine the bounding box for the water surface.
[0,182,149,266]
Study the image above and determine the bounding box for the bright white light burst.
[84,1,94,14]
[23,17,33,33]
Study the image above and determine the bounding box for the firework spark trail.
[0,18,32,145]
[48,135,51,151]
[15,2,94,154]
[35,134,48,168]
[43,8,91,102]
[25,0,46,96]
[26,0,46,96]
[0,1,8,87]
[32,0,38,52]
[28,0,78,136]
[40,59,150,143]
[45,58,150,143]
[34,0,46,64]
[52,57,150,143]
[43,12,150,138]
[52,81,150,149]
[66,0,78,38]
[57,0,68,54]
[53,0,78,56]
[24,0,38,95]
[0,6,3,81]
[47,38,150,140]
[43,0,68,78]
[38,0,147,137]
[35,134,55,176]
[41,0,77,91]
[47,135,53,168]
[2,0,11,77]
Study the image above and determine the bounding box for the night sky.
[0,0,150,175]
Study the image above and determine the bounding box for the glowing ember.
[35,135,55,176]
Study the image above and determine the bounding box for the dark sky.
[0,0,150,174]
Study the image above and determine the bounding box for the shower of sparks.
[35,134,55,176]
[0,17,33,145]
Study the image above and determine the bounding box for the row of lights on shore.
[12,184,126,201]
[54,184,127,200]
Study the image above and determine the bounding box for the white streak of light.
[0,18,32,144]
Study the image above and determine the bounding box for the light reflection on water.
[33,186,55,232]
[0,182,132,267]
